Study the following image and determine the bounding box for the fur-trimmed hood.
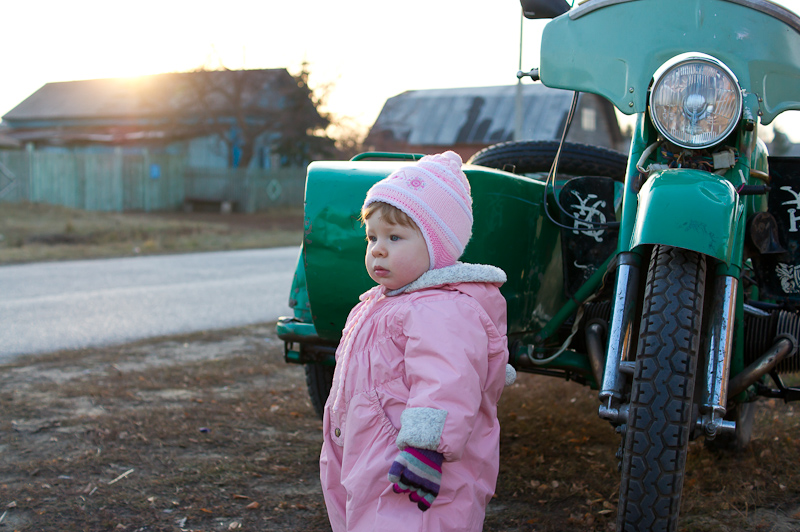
[331,262,511,413]
[387,262,507,296]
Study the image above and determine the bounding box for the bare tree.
[270,62,336,167]
[329,115,369,160]
[160,63,334,168]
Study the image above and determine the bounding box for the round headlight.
[649,53,742,149]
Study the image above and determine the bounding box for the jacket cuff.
[396,407,448,451]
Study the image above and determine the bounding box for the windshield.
[539,0,800,123]
[569,0,800,33]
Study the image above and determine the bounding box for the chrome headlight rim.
[649,52,743,150]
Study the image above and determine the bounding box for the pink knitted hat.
[363,151,473,270]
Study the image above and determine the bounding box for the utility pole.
[514,8,524,140]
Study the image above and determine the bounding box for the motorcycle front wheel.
[617,245,707,532]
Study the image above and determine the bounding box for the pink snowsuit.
[320,263,511,532]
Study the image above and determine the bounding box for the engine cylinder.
[743,310,800,373]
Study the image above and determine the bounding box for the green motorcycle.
[279,0,800,530]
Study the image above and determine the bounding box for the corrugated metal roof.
[2,69,291,123]
[368,84,575,146]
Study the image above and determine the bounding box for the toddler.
[319,151,513,532]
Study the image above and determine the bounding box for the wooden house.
[0,124,19,149]
[1,69,319,169]
[365,84,626,160]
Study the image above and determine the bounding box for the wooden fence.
[184,167,307,213]
[0,148,306,213]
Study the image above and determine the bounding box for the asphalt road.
[0,247,298,361]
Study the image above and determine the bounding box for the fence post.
[143,148,150,212]
[112,146,123,211]
[26,142,36,202]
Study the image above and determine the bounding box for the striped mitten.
[388,447,444,511]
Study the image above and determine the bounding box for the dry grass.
[0,324,330,532]
[1,324,798,531]
[0,202,303,264]
[495,376,800,531]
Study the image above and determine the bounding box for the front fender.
[630,169,740,264]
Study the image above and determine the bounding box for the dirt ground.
[1,323,799,532]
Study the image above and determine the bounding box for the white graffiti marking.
[780,186,800,233]
[776,262,800,294]
[570,191,607,243]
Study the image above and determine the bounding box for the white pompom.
[505,364,517,386]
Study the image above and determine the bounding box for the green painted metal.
[539,0,800,124]
[276,320,323,364]
[276,320,317,344]
[301,160,567,343]
[630,169,739,263]
[287,247,312,322]
[350,152,424,162]
[617,114,654,251]
[618,106,771,271]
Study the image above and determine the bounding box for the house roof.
[1,69,299,146]
[366,84,578,147]
[2,69,292,124]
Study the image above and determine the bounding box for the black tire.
[617,246,707,532]
[305,363,334,420]
[704,401,756,452]
[467,140,628,181]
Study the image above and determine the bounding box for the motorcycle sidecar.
[277,150,623,417]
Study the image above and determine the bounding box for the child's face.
[364,213,430,291]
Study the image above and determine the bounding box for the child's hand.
[387,447,443,511]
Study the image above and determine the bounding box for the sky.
[2,0,800,141]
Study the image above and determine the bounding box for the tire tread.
[618,246,706,532]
